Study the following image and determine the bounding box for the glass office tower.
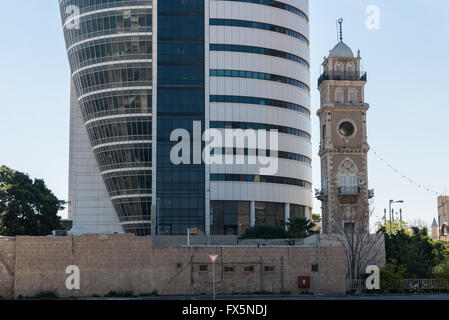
[60,0,312,236]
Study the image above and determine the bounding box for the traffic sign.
[208,254,218,264]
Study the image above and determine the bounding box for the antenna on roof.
[338,18,344,42]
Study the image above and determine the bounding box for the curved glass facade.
[61,0,312,237]
[60,0,153,235]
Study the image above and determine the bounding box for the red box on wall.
[298,276,310,289]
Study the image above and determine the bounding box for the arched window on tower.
[335,88,344,104]
[335,63,343,79]
[348,88,357,104]
[442,223,448,237]
[346,63,355,79]
[338,159,359,195]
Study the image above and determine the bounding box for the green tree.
[376,219,411,236]
[433,259,449,279]
[311,213,322,223]
[285,217,318,239]
[378,224,449,278]
[0,166,65,236]
[379,260,408,292]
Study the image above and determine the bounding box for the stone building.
[437,196,449,241]
[431,218,439,240]
[315,21,374,234]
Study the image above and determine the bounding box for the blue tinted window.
[210,19,309,45]
[157,0,206,235]
[210,95,310,116]
[210,69,309,92]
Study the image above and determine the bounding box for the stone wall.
[0,237,16,298]
[0,234,347,298]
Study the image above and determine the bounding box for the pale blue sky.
[0,1,447,228]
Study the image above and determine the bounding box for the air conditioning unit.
[52,230,68,237]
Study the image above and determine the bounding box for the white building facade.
[61,0,312,236]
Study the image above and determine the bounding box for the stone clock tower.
[316,20,374,234]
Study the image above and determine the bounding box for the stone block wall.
[0,237,16,298]
[0,234,347,298]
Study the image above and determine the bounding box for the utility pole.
[156,198,161,246]
[317,235,321,295]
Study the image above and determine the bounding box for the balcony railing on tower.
[338,186,360,196]
[318,71,367,87]
[315,189,328,200]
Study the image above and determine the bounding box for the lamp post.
[389,200,404,234]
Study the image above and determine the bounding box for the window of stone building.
[344,223,355,234]
[311,264,319,272]
[224,266,235,272]
[335,63,343,78]
[244,265,255,272]
[199,265,208,272]
[335,88,344,103]
[264,265,275,272]
[348,89,357,104]
[346,63,355,76]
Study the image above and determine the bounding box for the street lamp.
[389,200,404,234]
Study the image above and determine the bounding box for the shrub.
[285,217,318,239]
[139,290,159,297]
[433,259,449,279]
[26,291,59,300]
[239,225,289,239]
[105,291,135,298]
[433,259,449,290]
[379,261,407,293]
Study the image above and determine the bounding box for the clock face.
[339,121,355,137]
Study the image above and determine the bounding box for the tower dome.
[330,41,354,58]
[432,218,438,228]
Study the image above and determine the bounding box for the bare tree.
[326,199,385,280]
